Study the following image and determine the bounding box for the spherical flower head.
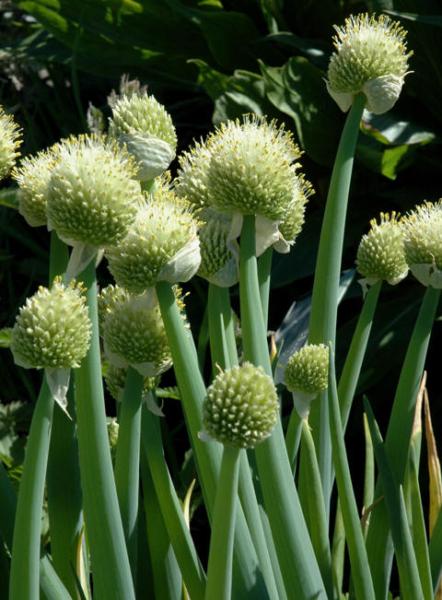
[106,186,201,292]
[285,344,329,395]
[109,92,177,180]
[46,135,143,248]
[104,363,156,402]
[103,292,172,377]
[206,116,302,222]
[326,13,411,114]
[14,145,60,227]
[356,212,408,287]
[175,138,213,209]
[98,284,131,332]
[401,200,442,288]
[203,363,278,448]
[198,209,238,287]
[0,106,22,181]
[274,175,313,253]
[11,279,91,370]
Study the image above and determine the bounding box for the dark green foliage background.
[0,0,441,509]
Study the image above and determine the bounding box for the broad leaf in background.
[259,56,343,165]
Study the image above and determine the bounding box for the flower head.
[11,279,91,369]
[109,92,177,180]
[106,185,201,292]
[401,200,442,288]
[327,13,411,114]
[103,291,172,377]
[46,135,142,247]
[0,106,21,180]
[285,344,329,395]
[14,145,60,227]
[274,175,313,253]
[175,139,213,210]
[197,209,238,287]
[356,212,408,287]
[206,116,302,222]
[104,363,157,402]
[203,363,278,448]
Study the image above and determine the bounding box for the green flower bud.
[98,284,131,332]
[327,13,411,114]
[285,344,329,395]
[106,186,201,292]
[0,106,21,180]
[104,363,156,402]
[356,212,408,287]
[103,292,172,376]
[11,279,91,369]
[206,116,303,222]
[274,175,313,253]
[175,139,213,209]
[47,135,143,248]
[14,146,60,227]
[203,363,278,448]
[401,200,442,288]
[109,93,177,180]
[198,209,238,287]
[107,418,119,462]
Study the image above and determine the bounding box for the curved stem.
[240,215,326,599]
[75,260,135,599]
[307,94,366,501]
[114,366,144,579]
[9,378,55,600]
[205,446,241,600]
[258,247,273,327]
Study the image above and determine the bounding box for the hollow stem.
[74,260,135,599]
[328,346,375,600]
[366,285,441,597]
[258,247,273,326]
[240,214,326,599]
[307,93,366,500]
[9,378,55,600]
[114,366,145,579]
[205,445,241,600]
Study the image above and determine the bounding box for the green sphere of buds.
[203,363,278,448]
[47,136,143,247]
[175,139,213,209]
[0,106,21,181]
[106,186,201,292]
[356,212,408,286]
[198,209,238,287]
[103,294,172,376]
[104,363,156,402]
[109,93,177,180]
[98,284,130,332]
[14,146,59,227]
[11,280,91,369]
[275,175,312,253]
[285,344,329,395]
[401,200,442,288]
[327,14,411,114]
[107,418,119,461]
[206,116,303,222]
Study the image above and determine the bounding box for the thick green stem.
[155,280,268,598]
[307,94,365,501]
[300,420,334,598]
[258,247,273,326]
[285,407,303,473]
[9,378,55,600]
[366,285,441,598]
[114,366,144,579]
[208,282,281,600]
[240,215,326,599]
[328,347,376,600]
[75,260,135,599]
[141,403,206,600]
[205,446,241,600]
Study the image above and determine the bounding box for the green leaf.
[386,10,442,27]
[357,137,415,180]
[0,188,18,210]
[361,113,436,146]
[259,56,343,165]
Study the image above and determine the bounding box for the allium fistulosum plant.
[2,11,442,600]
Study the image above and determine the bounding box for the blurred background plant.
[1,0,441,584]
